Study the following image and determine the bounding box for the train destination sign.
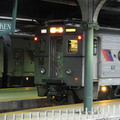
[0,20,12,36]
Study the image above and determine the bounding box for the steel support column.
[0,0,18,36]
[77,0,107,112]
[84,22,99,112]
[12,0,18,33]
[84,23,94,112]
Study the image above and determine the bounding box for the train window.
[14,50,22,59]
[93,39,97,55]
[38,39,46,52]
[68,40,78,53]
[118,51,120,61]
[56,39,62,52]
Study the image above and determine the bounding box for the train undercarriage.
[36,82,120,104]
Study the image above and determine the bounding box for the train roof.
[44,18,81,25]
[96,26,120,35]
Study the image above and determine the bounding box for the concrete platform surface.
[0,87,37,101]
[0,87,46,112]
[0,99,120,120]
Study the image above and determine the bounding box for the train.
[0,34,35,88]
[34,19,120,104]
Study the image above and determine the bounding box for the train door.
[63,35,83,87]
[50,36,63,79]
[12,49,24,86]
[14,49,23,73]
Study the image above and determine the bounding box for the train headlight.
[101,86,107,92]
[66,69,72,75]
[40,68,46,74]
[50,27,63,33]
[26,77,29,80]
[52,96,55,100]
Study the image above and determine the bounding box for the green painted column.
[77,0,106,113]
[12,0,18,33]
[84,23,94,112]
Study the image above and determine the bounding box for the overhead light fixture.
[0,16,38,23]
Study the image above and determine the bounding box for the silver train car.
[1,34,35,87]
[34,19,120,103]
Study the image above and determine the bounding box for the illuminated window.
[68,40,78,53]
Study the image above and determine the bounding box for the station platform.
[0,99,120,120]
[0,87,47,112]
[0,87,120,119]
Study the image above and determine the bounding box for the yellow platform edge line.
[0,96,47,102]
[0,87,36,91]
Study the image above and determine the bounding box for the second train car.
[34,19,120,103]
[1,34,35,87]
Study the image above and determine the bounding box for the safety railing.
[1,104,120,120]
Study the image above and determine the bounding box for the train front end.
[34,20,84,103]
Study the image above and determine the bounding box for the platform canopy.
[0,0,120,33]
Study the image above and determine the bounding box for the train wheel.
[67,90,75,104]
[106,92,114,100]
[97,91,106,100]
[106,87,115,100]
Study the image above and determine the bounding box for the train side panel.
[3,34,35,87]
[98,34,120,85]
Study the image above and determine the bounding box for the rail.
[1,104,120,120]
